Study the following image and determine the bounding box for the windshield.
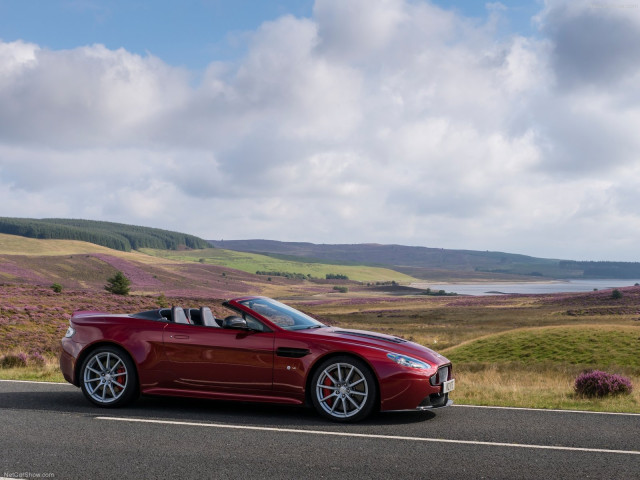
[239,298,325,331]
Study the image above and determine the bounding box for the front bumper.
[377,360,454,411]
[416,392,453,409]
[59,337,83,386]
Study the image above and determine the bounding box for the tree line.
[255,271,351,281]
[0,217,210,252]
[256,271,310,280]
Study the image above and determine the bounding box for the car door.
[163,315,275,392]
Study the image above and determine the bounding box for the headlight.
[64,326,76,338]
[387,353,431,369]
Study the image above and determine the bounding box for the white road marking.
[96,416,640,456]
[0,379,73,386]
[454,404,640,417]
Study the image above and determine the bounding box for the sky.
[1,0,639,261]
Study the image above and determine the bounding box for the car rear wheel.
[80,346,138,407]
[311,356,377,422]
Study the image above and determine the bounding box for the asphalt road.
[1,380,639,479]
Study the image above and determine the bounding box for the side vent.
[276,347,310,358]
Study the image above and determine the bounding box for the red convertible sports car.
[60,296,454,421]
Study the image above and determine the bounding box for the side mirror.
[222,315,249,330]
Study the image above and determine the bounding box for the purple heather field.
[2,246,640,367]
[0,284,236,357]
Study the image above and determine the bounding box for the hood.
[306,327,450,366]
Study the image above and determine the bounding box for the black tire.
[310,356,377,422]
[79,345,138,408]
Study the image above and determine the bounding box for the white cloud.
[1,0,639,260]
[0,42,190,147]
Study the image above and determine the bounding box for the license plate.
[442,379,455,393]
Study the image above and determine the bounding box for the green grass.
[442,325,640,413]
[0,232,169,265]
[0,232,120,256]
[140,247,416,283]
[0,363,65,382]
[445,325,640,371]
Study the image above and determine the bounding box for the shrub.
[574,370,633,397]
[256,271,307,280]
[51,283,63,293]
[326,273,349,280]
[611,289,623,299]
[29,351,46,366]
[104,271,131,295]
[157,293,169,308]
[333,285,348,293]
[1,353,28,368]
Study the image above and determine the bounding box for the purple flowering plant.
[574,370,633,397]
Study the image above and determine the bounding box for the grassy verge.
[442,324,640,412]
[0,360,65,383]
[451,364,640,413]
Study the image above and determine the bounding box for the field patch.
[445,325,640,371]
[141,247,416,283]
[0,233,129,256]
[0,233,176,266]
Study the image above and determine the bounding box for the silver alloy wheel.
[83,351,129,404]
[315,362,369,418]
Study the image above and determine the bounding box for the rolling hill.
[209,239,640,280]
[0,233,413,299]
[445,324,640,367]
[3,217,639,284]
[0,233,260,297]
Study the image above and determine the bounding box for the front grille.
[430,365,450,386]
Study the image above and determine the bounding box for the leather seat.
[172,306,190,324]
[201,307,219,327]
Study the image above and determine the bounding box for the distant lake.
[410,279,640,296]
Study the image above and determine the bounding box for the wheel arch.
[304,351,381,410]
[74,341,140,392]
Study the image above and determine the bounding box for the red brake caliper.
[115,366,126,391]
[323,376,334,407]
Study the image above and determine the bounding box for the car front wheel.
[80,346,138,407]
[311,356,377,422]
